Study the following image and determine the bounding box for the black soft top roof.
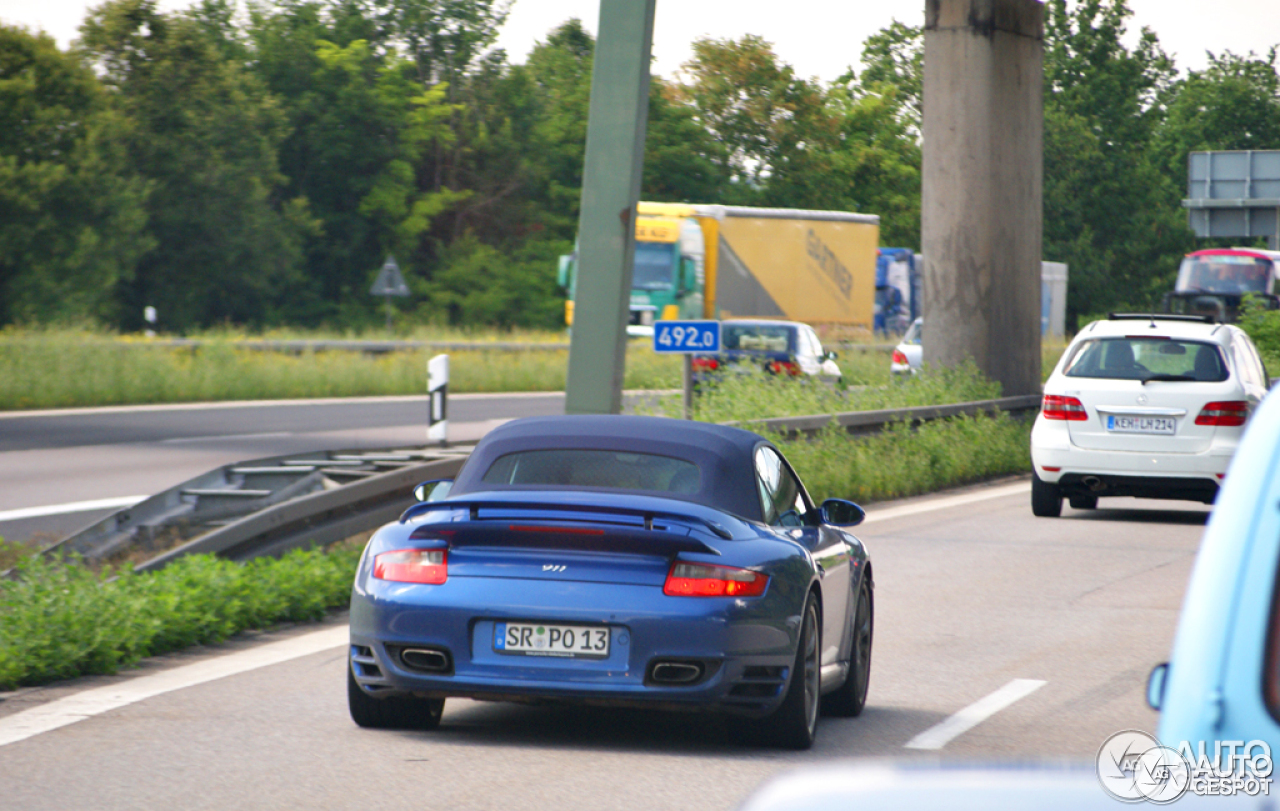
[450,415,771,521]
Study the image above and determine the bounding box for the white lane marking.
[161,431,293,444]
[861,481,1029,526]
[0,625,347,748]
[904,678,1047,750]
[0,496,148,522]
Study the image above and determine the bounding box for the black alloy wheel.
[755,594,821,749]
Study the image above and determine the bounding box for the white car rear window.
[1063,338,1228,383]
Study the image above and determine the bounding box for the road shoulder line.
[0,625,347,748]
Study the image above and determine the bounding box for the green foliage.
[0,328,681,409]
[643,361,999,424]
[0,24,152,325]
[1155,48,1280,178]
[1238,298,1280,370]
[777,414,1031,505]
[0,545,363,690]
[1041,0,1197,325]
[419,234,569,328]
[79,0,317,330]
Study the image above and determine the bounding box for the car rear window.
[723,325,792,353]
[481,449,701,494]
[1063,338,1228,382]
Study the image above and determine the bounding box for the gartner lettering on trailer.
[806,228,853,299]
[653,321,721,354]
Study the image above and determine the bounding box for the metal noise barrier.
[731,394,1044,439]
[134,455,467,573]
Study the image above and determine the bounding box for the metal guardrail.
[36,393,1039,573]
[38,447,470,573]
[737,394,1043,438]
[136,455,468,573]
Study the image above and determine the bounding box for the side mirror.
[413,479,453,502]
[820,498,865,527]
[825,350,838,361]
[1146,662,1168,711]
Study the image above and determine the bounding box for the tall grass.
[773,415,1031,504]
[0,328,682,410]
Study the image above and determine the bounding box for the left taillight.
[663,562,768,597]
[1195,401,1249,427]
[891,349,909,366]
[769,360,801,376]
[374,548,447,584]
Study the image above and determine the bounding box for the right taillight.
[374,549,447,584]
[892,349,909,365]
[1042,394,1087,421]
[1196,401,1248,427]
[663,562,768,597]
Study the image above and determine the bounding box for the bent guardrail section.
[135,455,467,573]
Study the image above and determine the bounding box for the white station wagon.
[1030,314,1270,517]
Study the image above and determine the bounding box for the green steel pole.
[564,0,657,415]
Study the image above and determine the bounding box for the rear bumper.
[1031,418,1231,502]
[348,576,802,717]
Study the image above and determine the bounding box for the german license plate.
[1106,415,1176,435]
[494,622,611,658]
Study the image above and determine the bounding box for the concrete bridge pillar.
[921,0,1044,396]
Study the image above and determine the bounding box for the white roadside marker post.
[427,354,448,446]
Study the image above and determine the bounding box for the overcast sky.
[4,0,1279,80]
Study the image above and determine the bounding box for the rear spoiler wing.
[400,498,734,553]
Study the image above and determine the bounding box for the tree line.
[2,0,1278,331]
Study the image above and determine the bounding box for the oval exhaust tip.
[651,662,703,684]
[401,648,450,672]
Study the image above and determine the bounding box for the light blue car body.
[1156,382,1280,746]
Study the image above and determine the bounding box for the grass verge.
[0,542,363,691]
[0,329,682,410]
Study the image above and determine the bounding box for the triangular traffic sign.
[370,255,410,297]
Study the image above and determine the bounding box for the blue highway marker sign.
[653,320,720,353]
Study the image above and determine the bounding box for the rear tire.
[1069,494,1098,510]
[1031,474,1063,518]
[823,576,873,718]
[754,594,821,749]
[348,664,444,730]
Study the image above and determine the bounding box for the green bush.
[0,544,363,690]
[1239,298,1280,371]
[775,413,1031,504]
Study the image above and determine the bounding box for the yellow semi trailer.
[559,203,880,331]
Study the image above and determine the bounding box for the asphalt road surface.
[0,481,1208,810]
[0,393,576,546]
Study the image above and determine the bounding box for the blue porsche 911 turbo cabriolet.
[347,415,873,749]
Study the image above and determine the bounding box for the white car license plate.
[494,622,611,658]
[1106,415,1176,435]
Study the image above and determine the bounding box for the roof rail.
[1106,312,1218,324]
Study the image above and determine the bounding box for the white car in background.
[890,318,922,376]
[1030,313,1270,517]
